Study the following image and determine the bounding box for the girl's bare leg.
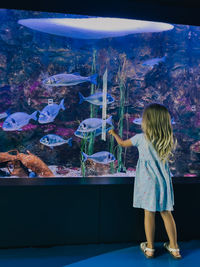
[144,209,156,256]
[160,211,181,257]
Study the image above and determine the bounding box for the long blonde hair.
[141,103,177,162]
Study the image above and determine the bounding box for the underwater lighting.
[18,17,174,39]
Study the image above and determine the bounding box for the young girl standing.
[109,103,181,259]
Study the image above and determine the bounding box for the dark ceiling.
[1,0,200,26]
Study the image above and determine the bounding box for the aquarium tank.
[0,8,199,178]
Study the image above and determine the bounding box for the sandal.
[163,242,182,259]
[140,242,155,258]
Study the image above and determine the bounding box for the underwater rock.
[194,111,200,128]
[127,167,136,172]
[190,141,200,153]
[0,150,17,163]
[188,161,200,174]
[8,160,30,177]
[0,169,10,177]
[55,127,74,137]
[56,166,70,175]
[17,150,54,177]
[0,149,54,177]
[41,124,57,133]
[84,159,116,176]
[0,150,29,177]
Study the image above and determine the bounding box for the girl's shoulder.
[130,132,144,146]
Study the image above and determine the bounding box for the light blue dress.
[130,133,174,212]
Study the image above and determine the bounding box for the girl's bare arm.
[108,129,133,147]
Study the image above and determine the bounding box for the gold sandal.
[164,242,182,259]
[140,242,155,259]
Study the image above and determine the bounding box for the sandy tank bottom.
[0,166,136,178]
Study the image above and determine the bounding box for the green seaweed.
[117,55,127,173]
[80,137,87,177]
[109,134,115,173]
[123,78,130,168]
[87,49,97,156]
[81,49,97,177]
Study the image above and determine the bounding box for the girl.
[109,103,181,259]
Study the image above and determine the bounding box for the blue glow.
[18,17,174,39]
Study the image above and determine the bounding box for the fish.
[77,116,113,133]
[132,118,142,125]
[142,56,166,67]
[38,98,65,124]
[40,134,72,148]
[0,109,10,120]
[74,126,113,140]
[79,92,115,106]
[132,117,175,125]
[171,118,176,125]
[2,111,38,131]
[42,72,97,87]
[82,151,115,164]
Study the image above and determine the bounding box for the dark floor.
[0,240,199,267]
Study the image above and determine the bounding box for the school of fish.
[0,54,171,169]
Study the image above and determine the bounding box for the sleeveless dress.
[130,133,174,212]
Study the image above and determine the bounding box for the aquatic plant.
[81,49,97,177]
[123,88,131,168]
[109,134,115,173]
[87,49,97,156]
[80,137,87,177]
[117,54,127,172]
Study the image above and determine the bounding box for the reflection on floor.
[0,240,199,267]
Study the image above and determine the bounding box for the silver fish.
[142,56,166,67]
[40,134,72,148]
[132,118,142,125]
[77,116,113,133]
[2,111,38,131]
[0,109,10,120]
[79,92,114,106]
[38,99,65,124]
[82,151,115,164]
[133,117,175,125]
[43,72,97,87]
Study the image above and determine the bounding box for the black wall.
[2,0,200,26]
[0,177,199,248]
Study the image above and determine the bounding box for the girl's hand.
[108,129,116,136]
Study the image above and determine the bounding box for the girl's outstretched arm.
[108,129,133,147]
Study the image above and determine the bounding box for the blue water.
[0,9,200,178]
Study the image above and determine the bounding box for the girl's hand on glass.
[108,129,116,136]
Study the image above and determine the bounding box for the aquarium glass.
[0,9,199,178]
